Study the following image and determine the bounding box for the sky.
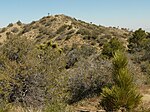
[0,0,150,31]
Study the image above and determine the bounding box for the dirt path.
[141,87,150,107]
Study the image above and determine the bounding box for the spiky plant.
[101,51,142,112]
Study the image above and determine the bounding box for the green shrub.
[16,21,22,26]
[76,28,90,35]
[39,26,49,35]
[21,25,31,34]
[101,51,142,111]
[44,101,66,112]
[56,25,69,34]
[128,28,147,53]
[141,38,150,61]
[0,36,66,107]
[7,23,13,27]
[129,28,146,45]
[102,38,124,58]
[0,102,12,112]
[0,28,6,33]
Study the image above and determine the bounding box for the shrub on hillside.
[20,25,31,34]
[2,36,33,62]
[16,21,22,26]
[7,23,13,27]
[65,44,97,69]
[56,25,69,34]
[39,18,47,25]
[0,36,66,107]
[0,28,6,33]
[96,36,108,46]
[65,55,112,104]
[141,38,150,61]
[11,27,19,33]
[102,38,124,58]
[76,28,91,36]
[128,28,147,53]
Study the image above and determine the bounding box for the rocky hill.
[0,14,150,111]
[0,14,129,48]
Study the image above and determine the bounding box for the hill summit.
[0,14,129,48]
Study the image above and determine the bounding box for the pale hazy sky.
[0,0,150,30]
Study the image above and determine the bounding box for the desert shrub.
[55,34,65,40]
[90,31,99,40]
[0,102,11,112]
[0,36,35,104]
[65,44,97,69]
[66,30,74,35]
[82,31,99,40]
[0,28,6,33]
[146,32,150,39]
[20,25,31,34]
[2,36,33,62]
[6,32,13,39]
[102,38,124,58]
[16,21,22,26]
[36,34,48,40]
[140,60,150,84]
[5,31,10,35]
[111,31,119,37]
[65,56,112,104]
[32,24,39,29]
[39,18,47,25]
[76,28,90,36]
[45,20,52,27]
[56,25,69,34]
[82,35,92,40]
[65,35,72,41]
[91,41,96,46]
[37,40,59,50]
[141,38,150,61]
[80,44,97,57]
[33,42,66,104]
[11,27,19,33]
[0,36,66,107]
[39,27,48,34]
[96,36,108,46]
[7,23,13,27]
[36,33,43,39]
[101,51,142,111]
[128,28,147,53]
[30,21,36,25]
[129,28,146,45]
[65,48,78,69]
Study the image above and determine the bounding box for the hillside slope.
[0,14,150,111]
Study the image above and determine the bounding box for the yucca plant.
[101,51,142,112]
